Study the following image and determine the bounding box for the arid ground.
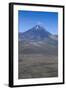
[18,53,58,79]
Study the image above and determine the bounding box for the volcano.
[18,25,58,55]
[19,25,52,41]
[18,25,58,79]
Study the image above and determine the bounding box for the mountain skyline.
[19,24,58,35]
[19,25,58,49]
[19,25,58,41]
[18,10,58,34]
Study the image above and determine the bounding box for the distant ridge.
[19,25,58,41]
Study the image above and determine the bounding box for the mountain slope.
[19,25,52,41]
[18,25,58,55]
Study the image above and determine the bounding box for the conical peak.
[35,24,41,27]
[35,25,43,30]
[36,25,39,30]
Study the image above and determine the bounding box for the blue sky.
[18,10,58,34]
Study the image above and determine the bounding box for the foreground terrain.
[18,54,58,79]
